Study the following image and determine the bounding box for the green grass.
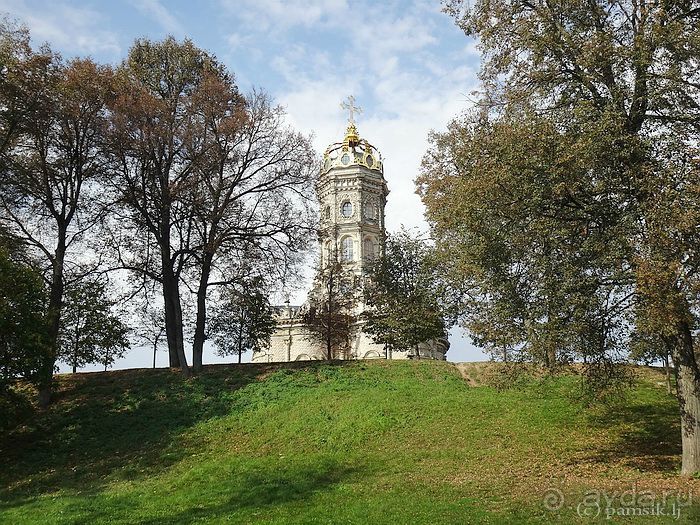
[1,360,699,524]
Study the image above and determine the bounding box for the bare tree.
[185,89,316,371]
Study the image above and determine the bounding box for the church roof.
[321,122,384,176]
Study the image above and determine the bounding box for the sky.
[1,0,489,369]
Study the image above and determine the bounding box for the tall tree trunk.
[153,341,157,369]
[237,314,244,364]
[161,263,190,377]
[668,322,700,476]
[192,254,212,373]
[38,238,66,407]
[326,307,332,361]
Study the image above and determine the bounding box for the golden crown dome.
[321,122,383,175]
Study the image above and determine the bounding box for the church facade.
[252,104,449,363]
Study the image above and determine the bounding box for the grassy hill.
[1,360,699,524]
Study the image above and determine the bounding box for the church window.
[341,236,354,261]
[341,153,350,165]
[324,206,331,219]
[341,201,353,218]
[363,201,375,220]
[365,154,374,168]
[363,238,376,259]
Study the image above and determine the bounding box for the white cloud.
[129,0,183,34]
[0,0,121,58]
[220,0,348,31]
[255,2,478,233]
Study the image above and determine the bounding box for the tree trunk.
[38,238,66,407]
[237,314,244,364]
[161,263,190,377]
[325,302,332,362]
[153,341,157,369]
[72,340,77,375]
[668,322,700,476]
[192,254,212,373]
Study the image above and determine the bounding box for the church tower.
[252,97,449,363]
[316,96,388,286]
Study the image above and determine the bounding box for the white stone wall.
[252,315,448,363]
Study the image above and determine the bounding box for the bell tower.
[253,97,448,363]
[316,96,389,285]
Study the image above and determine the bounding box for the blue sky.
[2,0,488,368]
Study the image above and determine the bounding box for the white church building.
[252,100,449,362]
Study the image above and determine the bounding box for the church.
[252,98,449,363]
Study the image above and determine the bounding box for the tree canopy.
[421,0,700,474]
[362,229,447,358]
[0,27,315,405]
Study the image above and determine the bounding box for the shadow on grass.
[587,391,681,472]
[0,361,355,503]
[137,461,359,525]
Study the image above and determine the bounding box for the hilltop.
[1,360,699,524]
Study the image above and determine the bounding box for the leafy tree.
[107,37,314,374]
[106,37,227,376]
[0,26,114,405]
[0,247,47,390]
[209,279,276,363]
[0,19,31,161]
[58,279,130,373]
[362,229,447,358]
[422,0,700,474]
[0,245,47,432]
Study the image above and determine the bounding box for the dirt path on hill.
[452,362,478,386]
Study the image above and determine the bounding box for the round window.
[365,154,374,167]
[341,153,350,165]
[341,201,353,218]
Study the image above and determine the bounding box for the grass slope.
[1,360,699,524]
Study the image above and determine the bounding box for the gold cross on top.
[341,95,362,125]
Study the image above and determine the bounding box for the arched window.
[341,201,353,218]
[363,201,375,220]
[341,236,354,261]
[324,206,331,219]
[363,238,376,260]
